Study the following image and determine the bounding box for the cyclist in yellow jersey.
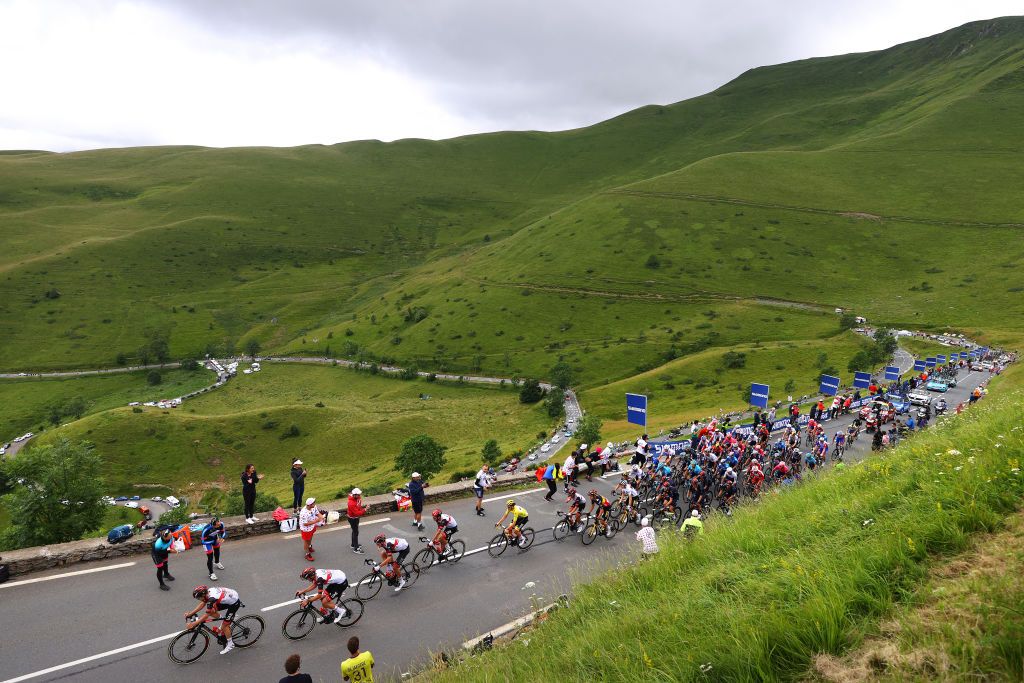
[495,499,529,547]
[341,635,374,682]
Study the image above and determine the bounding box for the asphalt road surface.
[0,367,992,683]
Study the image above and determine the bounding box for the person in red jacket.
[347,488,367,555]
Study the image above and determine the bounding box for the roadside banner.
[819,374,840,396]
[749,383,770,409]
[913,360,926,371]
[625,393,648,427]
[884,366,900,381]
[959,351,969,360]
[926,357,937,368]
[853,372,871,389]
[937,354,947,364]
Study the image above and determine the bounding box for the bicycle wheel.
[337,598,364,627]
[581,521,598,545]
[518,527,535,550]
[281,608,317,641]
[447,539,466,562]
[413,547,436,572]
[671,507,683,526]
[356,572,383,600]
[654,511,674,529]
[635,506,649,527]
[231,615,265,648]
[552,519,570,542]
[604,519,619,539]
[167,629,209,664]
[487,532,508,557]
[400,563,420,587]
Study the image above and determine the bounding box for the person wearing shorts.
[298,498,325,562]
[473,465,492,516]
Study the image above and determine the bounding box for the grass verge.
[422,385,1024,682]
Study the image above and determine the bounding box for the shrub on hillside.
[224,491,281,516]
[147,371,162,386]
[157,506,191,526]
[519,378,544,404]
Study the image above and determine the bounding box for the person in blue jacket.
[201,516,227,580]
[542,463,557,500]
[407,472,428,530]
[152,527,176,591]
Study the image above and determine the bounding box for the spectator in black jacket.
[241,464,263,524]
[407,472,428,530]
[290,459,307,513]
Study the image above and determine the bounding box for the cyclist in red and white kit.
[185,585,240,654]
[374,534,410,592]
[430,509,458,554]
[295,567,350,624]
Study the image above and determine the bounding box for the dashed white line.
[0,562,136,589]
[483,488,544,503]
[0,631,178,683]
[283,516,391,540]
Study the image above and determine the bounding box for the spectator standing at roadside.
[407,472,427,530]
[298,497,324,562]
[279,653,313,683]
[636,517,658,560]
[542,462,557,500]
[151,527,176,591]
[473,464,493,516]
[200,516,226,580]
[341,636,374,682]
[290,459,307,513]
[563,450,577,490]
[347,488,366,554]
[240,464,263,524]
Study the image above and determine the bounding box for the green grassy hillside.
[423,370,1024,682]
[27,364,551,501]
[2,17,1022,379]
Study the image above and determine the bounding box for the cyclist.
[430,508,458,555]
[566,486,588,532]
[495,499,530,547]
[200,516,227,581]
[185,584,240,655]
[373,533,410,592]
[655,480,678,516]
[295,567,350,624]
[833,430,846,459]
[587,489,613,535]
[748,460,765,496]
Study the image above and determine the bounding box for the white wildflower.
[947,449,961,455]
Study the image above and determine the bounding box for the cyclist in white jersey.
[295,567,350,624]
[185,585,240,654]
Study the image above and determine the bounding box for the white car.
[527,454,538,461]
[540,443,551,453]
[152,496,163,502]
[165,496,180,508]
[907,390,931,406]
[125,501,139,508]
[0,447,5,456]
[551,433,561,442]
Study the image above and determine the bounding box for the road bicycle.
[649,504,683,529]
[355,557,420,599]
[612,501,647,529]
[167,612,265,664]
[580,513,618,545]
[281,594,364,640]
[552,511,590,541]
[488,523,535,556]
[413,534,466,571]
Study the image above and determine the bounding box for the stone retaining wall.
[1,471,538,578]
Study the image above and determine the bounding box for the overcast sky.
[0,1,1019,152]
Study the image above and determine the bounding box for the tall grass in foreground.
[427,392,1024,682]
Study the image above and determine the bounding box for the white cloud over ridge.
[0,0,1019,151]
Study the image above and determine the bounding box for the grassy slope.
[1,19,1021,378]
[27,364,551,501]
[0,368,213,440]
[425,368,1024,682]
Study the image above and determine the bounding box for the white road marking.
[483,488,544,503]
[0,631,178,683]
[283,516,391,540]
[0,562,136,589]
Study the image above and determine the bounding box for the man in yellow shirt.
[341,636,374,682]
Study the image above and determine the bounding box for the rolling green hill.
[2,17,1022,379]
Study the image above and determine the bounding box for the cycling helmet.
[566,486,576,496]
[192,585,208,600]
[300,567,316,581]
[373,533,386,546]
[506,499,516,509]
[431,509,442,520]
[588,489,599,498]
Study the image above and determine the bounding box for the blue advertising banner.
[853,372,871,389]
[819,374,840,396]
[884,366,900,381]
[625,393,648,427]
[960,352,969,360]
[926,357,937,368]
[937,354,947,364]
[749,383,770,409]
[913,360,927,371]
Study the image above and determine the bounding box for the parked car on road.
[106,525,134,544]
[165,496,180,508]
[114,496,128,502]
[907,390,931,406]
[125,501,139,509]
